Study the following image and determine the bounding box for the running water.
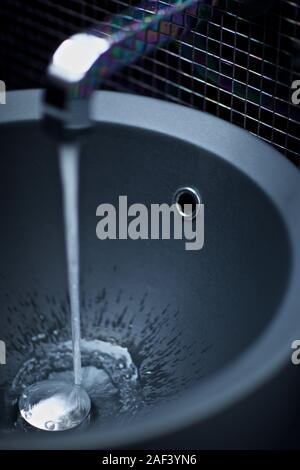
[58,142,82,386]
[17,142,91,431]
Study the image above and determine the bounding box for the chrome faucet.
[43,0,202,135]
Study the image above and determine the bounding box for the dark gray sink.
[0,90,300,449]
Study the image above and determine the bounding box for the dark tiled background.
[0,0,299,165]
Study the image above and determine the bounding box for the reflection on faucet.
[44,0,206,133]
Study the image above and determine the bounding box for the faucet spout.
[43,0,201,134]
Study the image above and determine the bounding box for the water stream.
[58,142,82,386]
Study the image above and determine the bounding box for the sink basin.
[0,90,300,449]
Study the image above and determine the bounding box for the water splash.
[13,338,143,429]
[0,286,212,435]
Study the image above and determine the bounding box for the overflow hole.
[173,187,201,220]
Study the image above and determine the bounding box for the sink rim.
[1,90,300,449]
